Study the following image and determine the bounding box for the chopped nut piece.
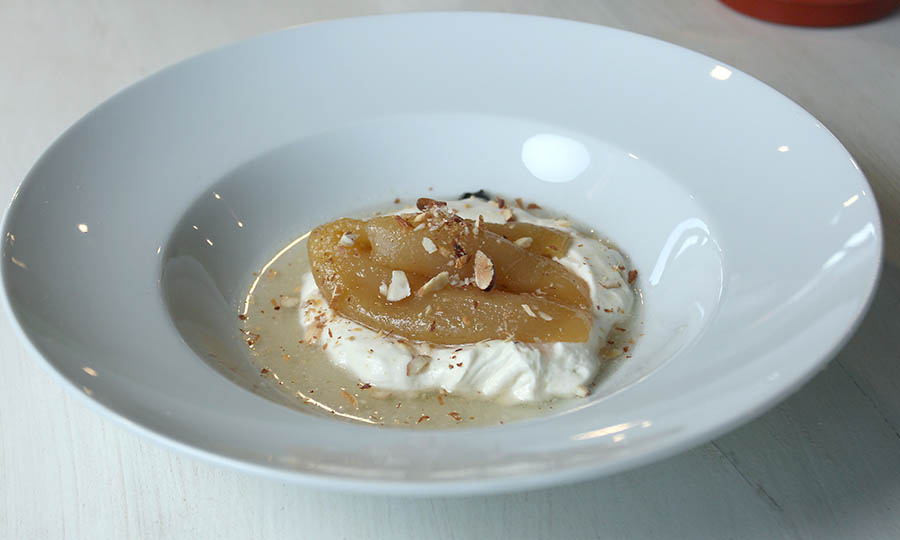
[628,269,638,284]
[514,236,533,248]
[537,311,553,321]
[526,202,542,210]
[514,197,524,209]
[416,198,446,210]
[473,250,495,291]
[417,271,450,297]
[340,389,357,407]
[386,270,411,302]
[417,415,430,424]
[406,355,432,376]
[574,384,590,398]
[394,215,413,229]
[521,304,537,318]
[448,411,462,421]
[338,232,358,246]
[378,281,388,297]
[421,236,437,253]
[501,207,514,222]
[453,253,471,269]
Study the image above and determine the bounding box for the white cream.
[299,198,635,404]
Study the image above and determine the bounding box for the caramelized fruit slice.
[481,222,571,259]
[365,216,590,309]
[307,219,591,344]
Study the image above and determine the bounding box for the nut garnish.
[473,250,495,291]
[378,281,388,297]
[394,215,413,229]
[574,384,590,398]
[537,311,553,321]
[385,270,411,302]
[416,198,446,211]
[417,271,450,297]
[501,207,514,222]
[422,237,437,254]
[338,232,358,246]
[340,389,358,407]
[628,269,638,284]
[514,236,533,248]
[521,304,537,318]
[407,354,432,376]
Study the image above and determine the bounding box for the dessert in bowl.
[0,13,881,494]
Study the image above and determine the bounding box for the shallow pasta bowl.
[0,13,882,495]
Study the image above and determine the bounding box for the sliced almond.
[416,198,447,211]
[537,310,553,321]
[501,207,514,222]
[421,237,437,254]
[338,232,358,246]
[416,271,450,297]
[574,384,590,398]
[473,250,495,291]
[514,236,533,248]
[521,304,536,318]
[454,253,471,269]
[406,354,432,376]
[385,270,411,302]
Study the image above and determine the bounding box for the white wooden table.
[2,1,899,538]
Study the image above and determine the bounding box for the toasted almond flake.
[628,269,639,284]
[448,411,462,421]
[454,253,470,269]
[394,215,413,229]
[417,271,450,297]
[473,250,495,291]
[515,197,524,209]
[497,197,506,208]
[338,232,358,246]
[385,270,411,302]
[537,311,553,321]
[574,385,590,398]
[514,236,533,248]
[422,237,437,254]
[501,207,514,222]
[340,389,357,407]
[412,212,428,223]
[521,304,536,318]
[416,197,446,210]
[417,415,430,424]
[527,202,542,209]
[413,223,425,231]
[406,355,431,376]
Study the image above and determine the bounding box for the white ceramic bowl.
[1,13,882,495]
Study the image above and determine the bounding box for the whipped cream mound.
[299,198,635,404]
